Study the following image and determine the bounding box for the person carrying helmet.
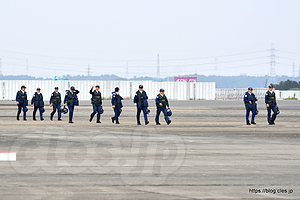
[243,87,257,125]
[155,88,171,125]
[265,85,278,125]
[62,106,68,114]
[50,86,62,121]
[64,86,80,123]
[16,85,28,121]
[31,88,45,121]
[134,85,149,125]
[111,87,123,124]
[89,85,103,123]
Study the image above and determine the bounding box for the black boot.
[156,123,161,125]
[89,116,93,122]
[137,123,141,125]
[69,121,74,123]
[145,121,149,125]
[247,123,251,125]
[50,115,53,121]
[167,120,172,125]
[251,122,256,125]
[111,117,115,123]
[96,120,101,123]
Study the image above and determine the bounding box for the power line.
[3,62,86,73]
[2,55,266,69]
[0,49,267,62]
[280,50,300,56]
[161,50,267,61]
[162,56,266,67]
[279,57,300,62]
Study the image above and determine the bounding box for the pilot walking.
[31,88,44,121]
[243,87,257,125]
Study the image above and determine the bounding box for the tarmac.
[0,100,300,199]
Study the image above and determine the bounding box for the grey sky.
[0,0,300,78]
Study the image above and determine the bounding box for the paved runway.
[0,100,299,199]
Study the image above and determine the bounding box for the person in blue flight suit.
[63,86,80,123]
[31,88,44,121]
[243,87,257,125]
[155,88,171,125]
[134,85,149,125]
[16,85,28,121]
[89,85,103,123]
[50,86,62,121]
[265,84,278,125]
[111,87,123,124]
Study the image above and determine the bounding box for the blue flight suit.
[50,91,62,119]
[155,94,170,123]
[64,90,80,122]
[90,88,102,121]
[243,92,257,124]
[16,90,28,120]
[134,90,149,124]
[31,92,44,120]
[111,92,123,123]
[265,90,277,123]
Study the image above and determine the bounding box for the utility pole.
[157,54,160,79]
[126,62,128,79]
[292,62,295,77]
[268,43,277,85]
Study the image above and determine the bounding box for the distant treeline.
[273,79,300,90]
[0,75,50,80]
[1,74,300,89]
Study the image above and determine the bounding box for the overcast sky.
[0,0,300,78]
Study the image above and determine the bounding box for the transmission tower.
[292,62,295,77]
[157,54,160,79]
[126,62,128,79]
[86,64,91,79]
[26,59,28,72]
[214,58,218,76]
[268,43,277,84]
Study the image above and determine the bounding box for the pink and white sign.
[174,77,197,82]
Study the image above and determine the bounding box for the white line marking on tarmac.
[0,152,16,161]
